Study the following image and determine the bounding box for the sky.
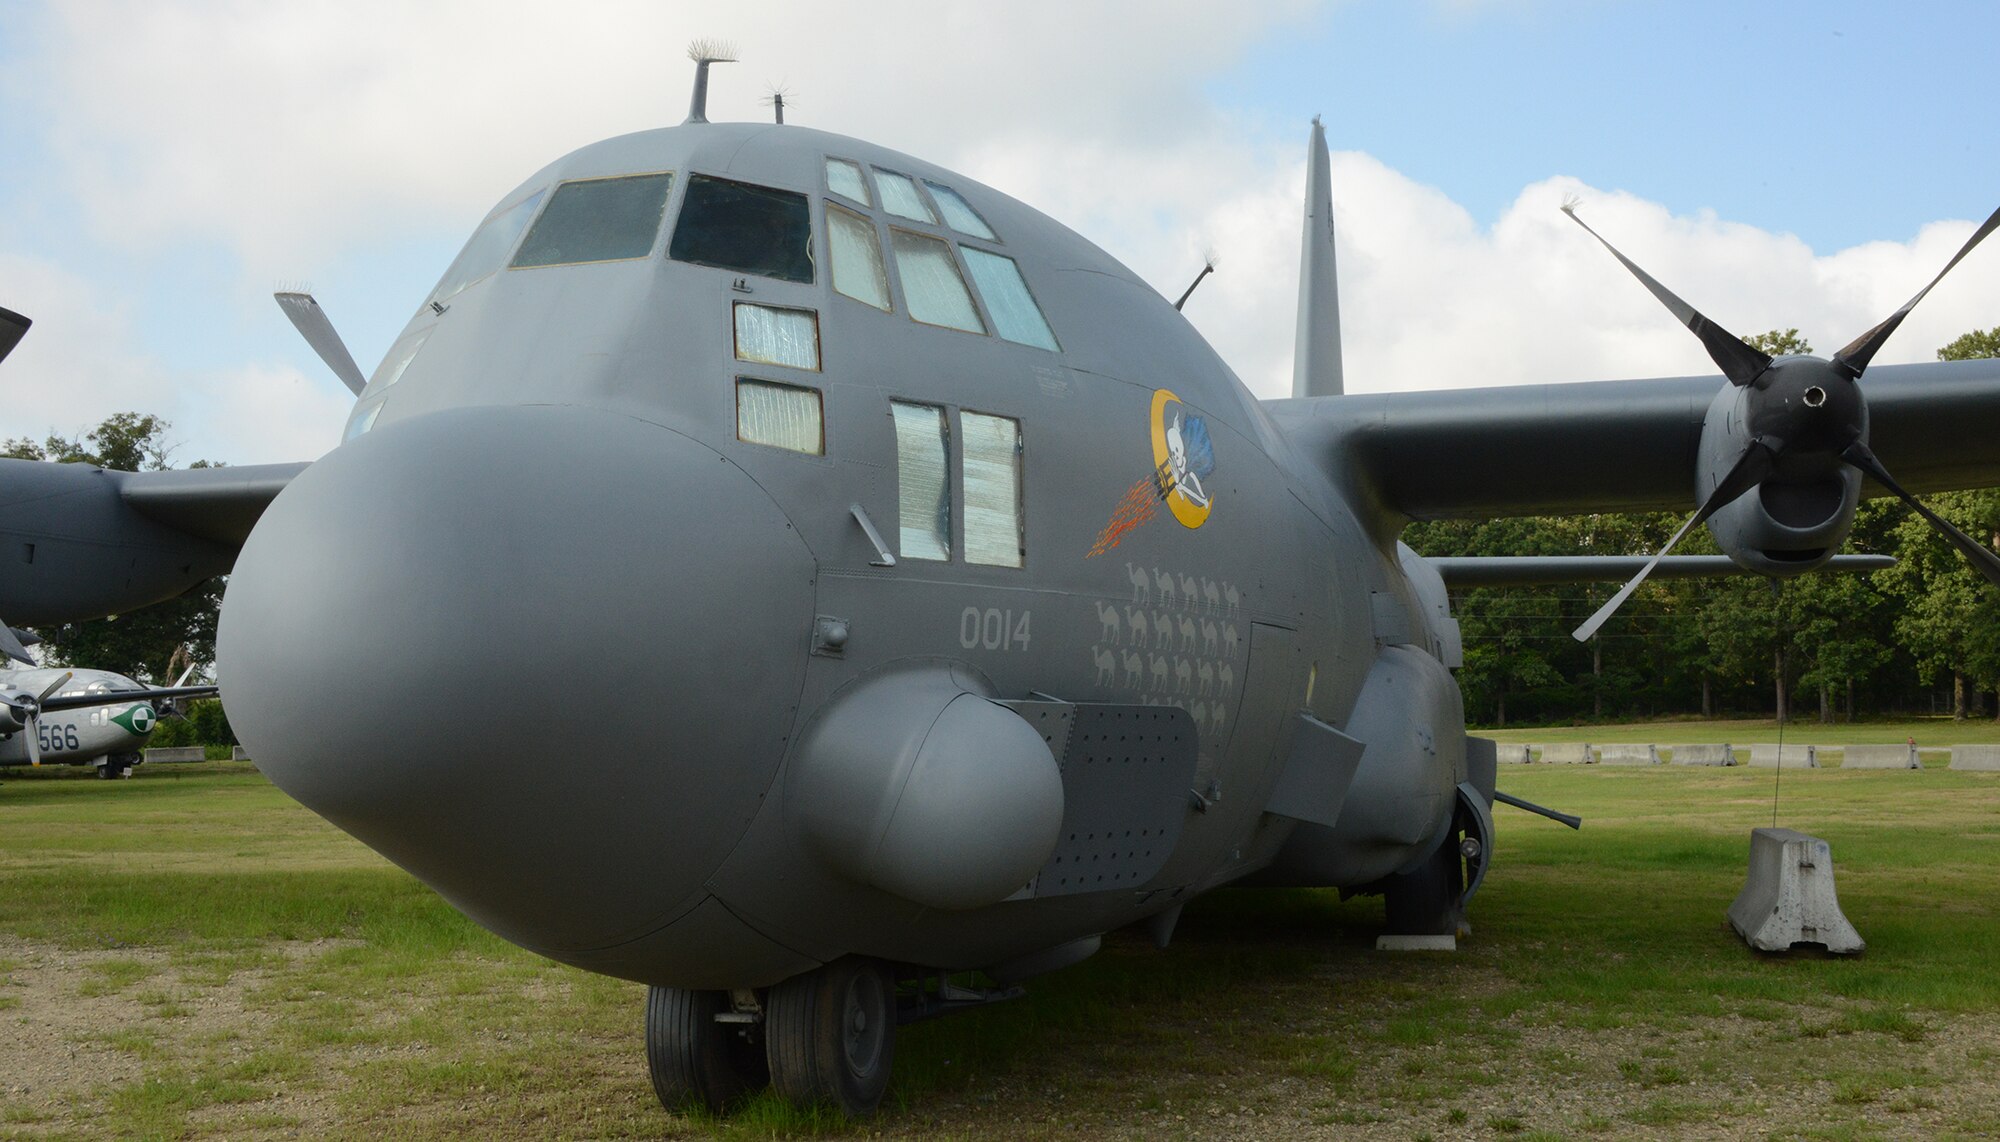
[2,0,1997,467]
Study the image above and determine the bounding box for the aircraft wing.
[1429,554,1895,587]
[0,458,307,626]
[118,462,311,547]
[1265,357,2000,529]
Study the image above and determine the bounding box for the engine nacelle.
[1699,360,1865,577]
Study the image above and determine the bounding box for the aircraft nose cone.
[218,406,814,959]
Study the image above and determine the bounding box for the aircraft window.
[824,158,871,207]
[961,412,1023,568]
[734,303,821,371]
[890,231,985,334]
[430,188,546,304]
[736,379,824,455]
[344,402,384,442]
[368,326,434,393]
[960,248,1059,351]
[891,401,950,561]
[826,204,891,311]
[511,172,674,268]
[669,175,814,284]
[874,170,937,224]
[925,182,996,240]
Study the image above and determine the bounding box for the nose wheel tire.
[644,986,768,1113]
[1382,830,1469,937]
[764,957,896,1116]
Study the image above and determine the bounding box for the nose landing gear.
[644,956,897,1118]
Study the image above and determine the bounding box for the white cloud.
[15,0,1317,279]
[0,252,348,464]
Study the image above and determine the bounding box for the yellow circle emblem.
[1149,389,1214,530]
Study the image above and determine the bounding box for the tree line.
[1407,327,2000,727]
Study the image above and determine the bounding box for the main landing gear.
[646,957,897,1117]
[96,752,140,779]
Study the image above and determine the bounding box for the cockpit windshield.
[429,188,546,305]
[511,173,675,269]
[669,175,814,284]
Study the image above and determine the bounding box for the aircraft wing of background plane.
[1267,356,2000,531]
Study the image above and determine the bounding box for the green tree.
[1938,326,2000,362]
[1877,491,2000,719]
[9,413,222,683]
[3,412,177,470]
[1743,328,1812,357]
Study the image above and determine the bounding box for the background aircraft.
[0,53,1996,1117]
[0,659,218,777]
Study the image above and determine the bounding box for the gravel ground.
[9,933,2000,1140]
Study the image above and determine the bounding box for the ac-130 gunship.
[3,56,1997,1116]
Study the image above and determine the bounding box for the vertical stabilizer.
[1291,118,1344,398]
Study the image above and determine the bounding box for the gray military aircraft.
[2,53,1998,1115]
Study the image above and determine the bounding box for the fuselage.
[0,667,157,767]
[218,120,1466,988]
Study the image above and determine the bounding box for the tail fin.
[1291,118,1344,398]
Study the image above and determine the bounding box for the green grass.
[1484,714,2000,746]
[7,755,2000,1137]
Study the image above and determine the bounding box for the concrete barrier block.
[143,746,207,764]
[1597,744,1659,766]
[1537,742,1593,765]
[1727,828,1864,954]
[1667,743,1736,766]
[231,746,252,761]
[1840,744,1920,770]
[1497,743,1532,764]
[1951,745,2000,771]
[1746,743,1817,768]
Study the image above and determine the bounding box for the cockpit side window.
[431,188,546,304]
[874,170,937,224]
[960,248,1058,351]
[669,174,814,284]
[890,230,984,334]
[925,182,995,240]
[511,173,674,268]
[826,204,891,311]
[825,158,871,207]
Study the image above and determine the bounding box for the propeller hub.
[1749,356,1864,457]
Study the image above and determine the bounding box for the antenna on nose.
[685,39,738,124]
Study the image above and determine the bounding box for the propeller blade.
[0,306,28,367]
[1561,203,1772,386]
[1573,440,1777,641]
[1842,442,2000,590]
[1834,204,2000,376]
[0,624,33,667]
[274,292,369,397]
[19,673,69,768]
[37,672,73,703]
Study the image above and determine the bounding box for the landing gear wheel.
[644,986,767,1113]
[1382,833,1467,937]
[764,957,895,1116]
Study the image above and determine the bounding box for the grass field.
[1483,715,2000,747]
[6,757,2000,1139]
